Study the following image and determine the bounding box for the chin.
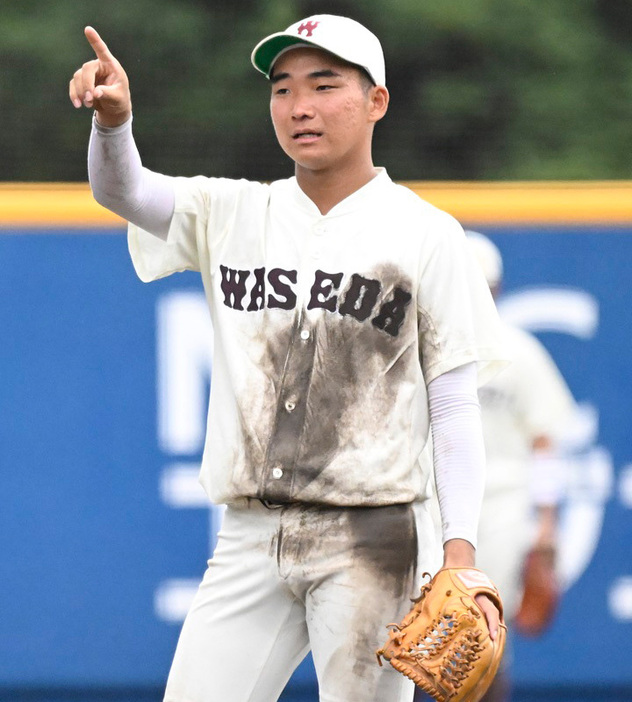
[295,160,334,175]
[293,149,338,171]
[278,142,327,169]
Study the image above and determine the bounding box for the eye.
[274,87,290,95]
[315,84,335,91]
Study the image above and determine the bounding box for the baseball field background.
[1,183,631,701]
[3,0,632,699]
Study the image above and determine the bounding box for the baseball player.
[70,15,507,702]
[456,232,576,702]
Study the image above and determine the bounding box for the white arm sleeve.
[88,115,175,240]
[529,450,569,507]
[428,362,486,548]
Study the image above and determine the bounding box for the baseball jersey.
[128,169,505,507]
[478,323,575,495]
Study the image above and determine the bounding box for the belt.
[259,499,290,510]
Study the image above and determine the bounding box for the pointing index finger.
[84,26,113,61]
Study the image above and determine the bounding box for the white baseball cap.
[465,230,504,289]
[251,14,386,87]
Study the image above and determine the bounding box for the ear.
[368,85,389,123]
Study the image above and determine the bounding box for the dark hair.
[356,66,376,93]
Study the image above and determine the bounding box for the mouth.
[292,131,322,141]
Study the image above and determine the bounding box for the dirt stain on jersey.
[239,264,418,503]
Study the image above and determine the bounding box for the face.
[269,47,388,175]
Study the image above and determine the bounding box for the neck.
[295,160,378,215]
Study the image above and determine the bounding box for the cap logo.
[297,21,319,37]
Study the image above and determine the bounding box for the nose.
[290,90,315,120]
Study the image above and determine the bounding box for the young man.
[70,15,506,702]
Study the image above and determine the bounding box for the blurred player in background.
[458,231,576,701]
[415,232,577,702]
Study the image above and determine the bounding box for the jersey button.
[300,329,310,341]
[285,400,296,412]
[272,466,284,479]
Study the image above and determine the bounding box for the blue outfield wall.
[0,225,631,698]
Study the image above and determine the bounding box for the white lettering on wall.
[156,291,213,455]
[154,290,224,623]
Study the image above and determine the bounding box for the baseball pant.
[164,498,437,702]
[476,483,531,619]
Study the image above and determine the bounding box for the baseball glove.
[376,568,507,702]
[514,545,559,637]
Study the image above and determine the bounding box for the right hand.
[442,538,502,641]
[69,26,132,128]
